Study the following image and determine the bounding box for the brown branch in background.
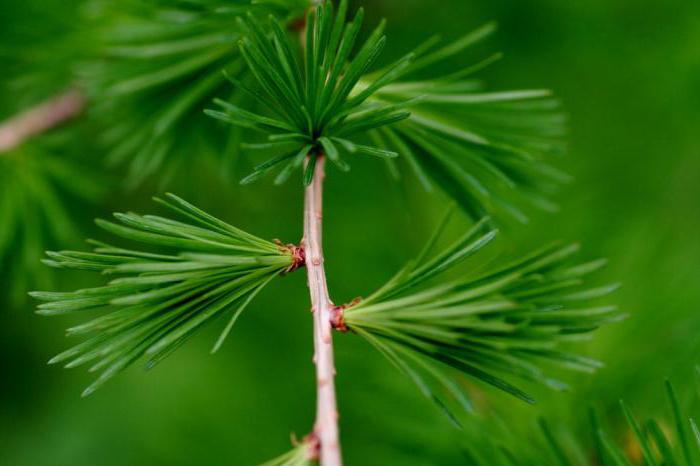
[303,155,343,466]
[0,89,85,154]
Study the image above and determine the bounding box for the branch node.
[330,298,361,333]
[276,240,306,274]
[304,432,321,461]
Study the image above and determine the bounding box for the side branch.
[303,155,343,466]
[0,89,85,154]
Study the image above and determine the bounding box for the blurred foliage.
[0,136,103,305]
[1,0,699,465]
[80,0,308,186]
[0,0,86,113]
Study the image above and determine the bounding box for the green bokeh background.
[1,0,699,464]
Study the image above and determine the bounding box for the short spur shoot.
[31,193,304,396]
[339,209,621,422]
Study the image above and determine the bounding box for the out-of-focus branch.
[0,89,85,154]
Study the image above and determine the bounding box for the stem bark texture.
[303,155,342,466]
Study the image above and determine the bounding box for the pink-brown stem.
[303,155,343,466]
[0,89,85,154]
